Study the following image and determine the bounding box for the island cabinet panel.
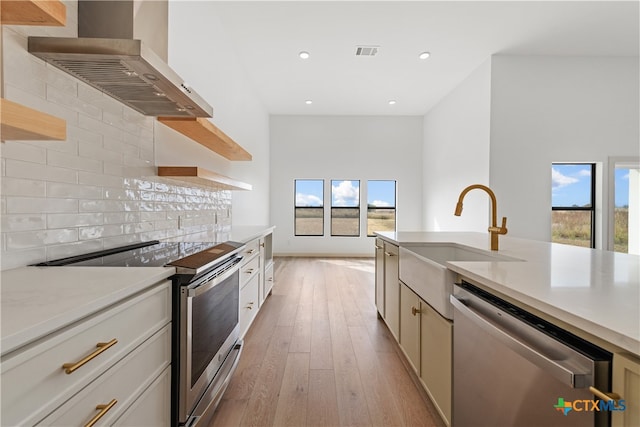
[374,238,385,317]
[612,352,640,427]
[383,242,400,340]
[420,301,452,426]
[399,281,421,374]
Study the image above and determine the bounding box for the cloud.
[551,168,579,189]
[296,193,323,207]
[332,180,359,206]
[370,200,390,207]
[577,169,591,177]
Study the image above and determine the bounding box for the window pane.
[331,180,360,236]
[551,164,593,208]
[295,180,324,236]
[614,165,639,254]
[551,210,592,247]
[367,180,396,236]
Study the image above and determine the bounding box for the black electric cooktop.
[33,240,219,267]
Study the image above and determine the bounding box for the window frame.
[294,179,325,237]
[366,180,397,237]
[551,163,596,248]
[330,179,361,237]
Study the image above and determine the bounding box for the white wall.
[422,59,492,232]
[489,55,640,242]
[270,115,423,256]
[165,2,270,226]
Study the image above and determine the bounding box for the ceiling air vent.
[355,45,379,57]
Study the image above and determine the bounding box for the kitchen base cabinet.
[384,242,400,340]
[612,352,640,427]
[375,238,385,318]
[113,366,171,426]
[264,261,275,296]
[400,281,421,373]
[420,301,452,426]
[0,280,171,426]
[398,281,452,427]
[240,272,260,338]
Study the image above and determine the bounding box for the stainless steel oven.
[173,251,243,426]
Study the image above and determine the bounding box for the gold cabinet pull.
[375,245,383,250]
[245,268,254,274]
[589,386,621,402]
[246,249,256,255]
[384,251,395,257]
[84,399,117,427]
[411,306,421,316]
[62,339,118,374]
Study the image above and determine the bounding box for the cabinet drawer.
[241,238,260,264]
[113,365,171,426]
[241,255,260,286]
[264,262,274,296]
[240,273,260,337]
[38,324,171,426]
[1,282,171,426]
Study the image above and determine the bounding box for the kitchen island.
[375,231,639,427]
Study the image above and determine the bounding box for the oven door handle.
[188,259,242,298]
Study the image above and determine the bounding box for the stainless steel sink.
[399,244,521,320]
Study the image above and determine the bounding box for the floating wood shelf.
[1,0,66,26]
[1,98,66,141]
[157,117,252,161]
[157,166,252,191]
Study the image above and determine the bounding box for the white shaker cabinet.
[1,280,172,426]
[612,352,640,427]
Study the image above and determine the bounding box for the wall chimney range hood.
[28,0,213,118]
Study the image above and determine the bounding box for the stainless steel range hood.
[28,0,213,118]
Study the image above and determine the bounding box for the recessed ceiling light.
[299,51,310,59]
[418,52,431,60]
[388,100,397,105]
[305,100,313,105]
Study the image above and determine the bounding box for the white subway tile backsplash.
[1,214,46,232]
[78,171,124,188]
[1,177,46,197]
[7,228,77,249]
[7,197,78,214]
[79,224,123,240]
[47,182,102,199]
[0,142,47,163]
[47,85,102,119]
[5,159,77,184]
[104,212,141,224]
[0,247,47,270]
[48,213,103,228]
[48,150,102,173]
[1,28,233,269]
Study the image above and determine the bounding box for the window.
[551,163,595,248]
[331,180,360,236]
[367,180,396,236]
[295,180,324,236]
[612,160,639,254]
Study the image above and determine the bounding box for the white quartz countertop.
[376,231,640,356]
[0,266,174,355]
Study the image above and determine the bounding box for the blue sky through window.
[552,164,630,208]
[368,180,396,207]
[295,180,323,207]
[331,180,360,207]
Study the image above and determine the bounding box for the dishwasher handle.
[450,295,591,388]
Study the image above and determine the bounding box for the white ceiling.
[206,1,639,116]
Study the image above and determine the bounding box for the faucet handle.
[488,217,508,235]
[499,217,508,234]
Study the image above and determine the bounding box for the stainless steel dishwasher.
[451,282,613,427]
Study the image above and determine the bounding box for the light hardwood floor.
[209,257,445,427]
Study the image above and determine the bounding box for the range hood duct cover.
[28,1,213,118]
